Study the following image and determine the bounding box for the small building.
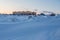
[40,11,56,16]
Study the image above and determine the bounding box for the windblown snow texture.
[0,15,60,40]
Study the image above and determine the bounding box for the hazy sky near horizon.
[0,0,60,14]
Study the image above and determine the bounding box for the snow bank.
[0,15,60,40]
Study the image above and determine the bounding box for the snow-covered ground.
[0,14,60,40]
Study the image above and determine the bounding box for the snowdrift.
[0,14,60,40]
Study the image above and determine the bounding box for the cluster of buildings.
[12,11,37,15]
[0,11,56,16]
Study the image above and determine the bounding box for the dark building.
[13,11,36,15]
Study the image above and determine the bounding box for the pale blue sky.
[0,0,60,13]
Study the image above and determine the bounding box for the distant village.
[0,11,56,16]
[13,11,36,15]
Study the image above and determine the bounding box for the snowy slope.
[0,15,60,40]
